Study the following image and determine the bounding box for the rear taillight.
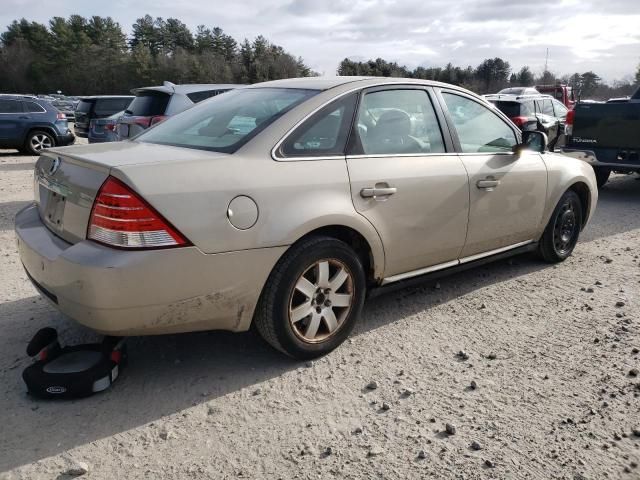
[57,113,67,120]
[565,109,575,136]
[511,116,530,127]
[105,123,116,132]
[87,176,190,249]
[150,115,168,126]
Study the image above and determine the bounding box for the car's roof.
[132,84,240,95]
[245,76,477,93]
[484,93,554,102]
[0,94,39,100]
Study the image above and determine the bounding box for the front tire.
[593,167,611,189]
[254,236,366,359]
[25,130,55,155]
[538,190,583,263]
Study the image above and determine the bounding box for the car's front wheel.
[537,190,583,263]
[25,130,55,155]
[254,236,366,359]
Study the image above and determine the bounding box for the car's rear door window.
[552,100,568,119]
[138,88,318,153]
[355,89,445,155]
[0,99,23,113]
[280,93,357,157]
[442,92,517,153]
[541,99,554,116]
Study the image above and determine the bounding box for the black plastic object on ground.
[22,328,126,399]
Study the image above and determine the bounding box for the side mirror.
[516,131,548,154]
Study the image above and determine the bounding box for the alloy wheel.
[288,259,354,343]
[30,134,52,152]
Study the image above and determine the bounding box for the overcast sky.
[2,0,639,82]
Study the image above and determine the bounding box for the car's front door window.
[441,93,517,153]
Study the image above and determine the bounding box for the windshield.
[137,88,318,153]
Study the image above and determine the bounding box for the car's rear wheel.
[538,190,583,263]
[254,236,366,359]
[25,130,55,155]
[593,167,611,188]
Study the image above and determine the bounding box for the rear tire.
[538,190,583,263]
[593,167,611,189]
[24,130,55,156]
[254,236,366,360]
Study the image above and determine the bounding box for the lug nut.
[316,307,322,314]
[325,300,332,307]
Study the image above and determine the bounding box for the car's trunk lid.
[35,153,109,244]
[34,142,230,244]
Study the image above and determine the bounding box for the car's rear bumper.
[562,148,640,170]
[55,131,75,147]
[15,204,285,336]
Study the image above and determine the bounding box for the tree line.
[338,57,639,100]
[1,15,637,100]
[0,15,314,95]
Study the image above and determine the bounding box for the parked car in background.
[0,95,74,154]
[536,84,575,109]
[497,87,539,96]
[15,77,597,359]
[50,99,76,121]
[562,87,640,188]
[88,111,124,143]
[484,93,568,149]
[116,82,237,141]
[74,96,133,138]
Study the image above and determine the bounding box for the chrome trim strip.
[458,240,534,264]
[381,260,459,285]
[380,240,534,285]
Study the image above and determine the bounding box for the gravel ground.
[0,139,639,479]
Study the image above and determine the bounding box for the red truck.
[536,84,575,109]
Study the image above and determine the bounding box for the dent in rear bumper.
[15,204,286,336]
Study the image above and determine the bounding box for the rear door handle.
[476,178,500,190]
[360,186,397,199]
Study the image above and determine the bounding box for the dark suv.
[0,95,74,155]
[74,96,133,138]
[484,93,568,149]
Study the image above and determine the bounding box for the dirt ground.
[0,138,639,479]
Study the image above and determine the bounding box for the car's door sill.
[371,240,537,298]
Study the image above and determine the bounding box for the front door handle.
[360,186,397,199]
[476,178,500,191]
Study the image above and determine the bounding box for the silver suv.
[116,81,237,140]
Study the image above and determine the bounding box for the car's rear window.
[76,100,93,113]
[137,88,318,153]
[493,100,534,117]
[126,92,170,116]
[95,98,132,115]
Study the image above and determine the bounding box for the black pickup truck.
[562,87,640,187]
